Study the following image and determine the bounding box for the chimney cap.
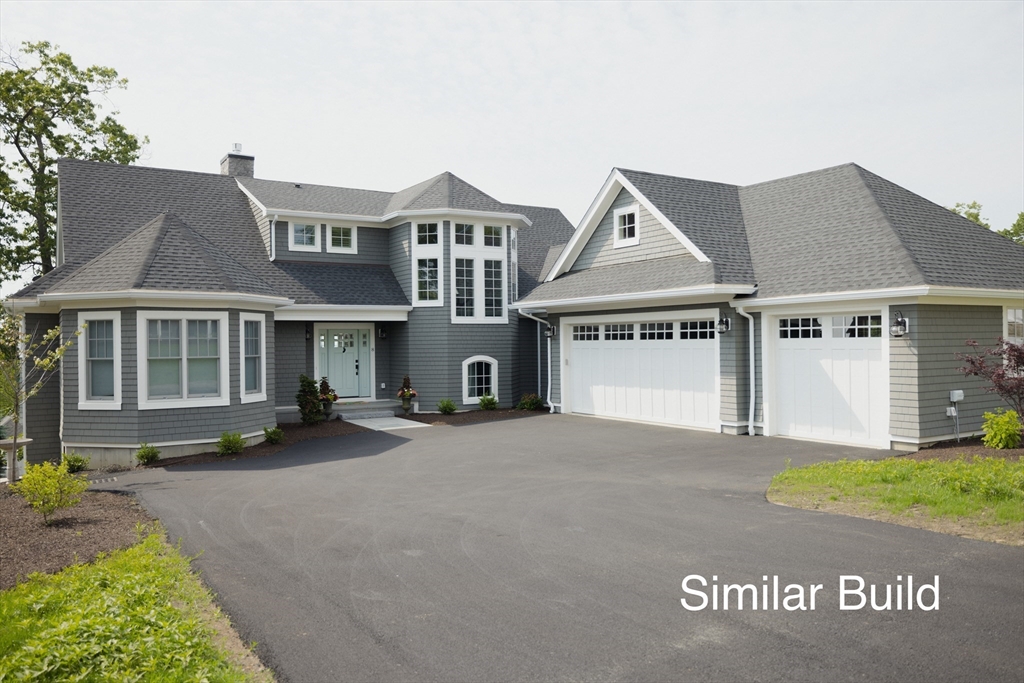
[232,143,242,154]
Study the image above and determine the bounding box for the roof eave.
[30,289,294,307]
[730,286,1024,308]
[512,284,756,310]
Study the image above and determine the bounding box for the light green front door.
[319,328,370,398]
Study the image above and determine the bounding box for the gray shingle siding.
[890,304,1005,441]
[571,187,689,271]
[272,221,390,265]
[24,313,62,463]
[389,223,412,302]
[247,197,272,255]
[274,321,312,407]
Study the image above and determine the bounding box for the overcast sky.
[2,1,1021,295]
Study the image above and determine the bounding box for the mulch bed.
[900,436,1022,462]
[0,487,154,590]
[400,408,547,426]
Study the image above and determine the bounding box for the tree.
[0,41,147,283]
[0,310,80,482]
[999,211,1024,245]
[949,201,990,229]
[956,338,1024,422]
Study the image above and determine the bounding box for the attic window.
[290,221,320,252]
[613,204,640,248]
[327,225,356,253]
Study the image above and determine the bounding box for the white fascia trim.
[272,208,383,223]
[235,179,269,216]
[65,430,265,450]
[35,290,293,307]
[274,305,411,322]
[546,169,710,281]
[560,308,720,324]
[137,310,231,411]
[239,312,268,404]
[384,208,532,226]
[512,284,755,310]
[733,286,1024,308]
[77,311,122,411]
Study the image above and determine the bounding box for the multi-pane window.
[573,325,600,341]
[417,258,439,301]
[417,223,438,245]
[680,321,716,340]
[779,317,822,339]
[484,259,503,317]
[244,320,261,394]
[617,211,636,241]
[148,320,182,398]
[186,320,220,397]
[331,226,353,249]
[455,258,475,317]
[832,315,882,338]
[293,223,317,247]
[484,225,502,247]
[1007,308,1024,344]
[455,223,474,245]
[605,323,634,341]
[86,320,115,400]
[640,322,674,340]
[467,360,493,398]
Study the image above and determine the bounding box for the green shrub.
[216,432,245,456]
[296,373,325,425]
[437,398,457,414]
[61,451,90,473]
[263,425,285,444]
[11,460,89,525]
[478,393,498,410]
[982,409,1022,450]
[134,443,160,465]
[516,393,544,411]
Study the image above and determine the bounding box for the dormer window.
[290,221,320,252]
[327,225,357,253]
[613,204,639,248]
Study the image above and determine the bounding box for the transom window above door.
[613,204,640,248]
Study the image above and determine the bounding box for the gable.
[571,187,691,271]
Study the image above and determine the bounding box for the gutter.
[518,310,561,413]
[736,306,756,436]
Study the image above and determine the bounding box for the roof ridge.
[848,164,927,284]
[57,212,166,291]
[399,173,447,212]
[169,215,238,292]
[132,214,171,289]
[616,167,740,190]
[238,175,396,197]
[740,162,859,190]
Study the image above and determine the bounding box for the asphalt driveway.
[107,415,1024,683]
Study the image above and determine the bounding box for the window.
[327,225,357,253]
[484,259,503,317]
[832,315,882,338]
[455,223,474,245]
[240,313,267,404]
[455,258,475,317]
[780,317,822,339]
[417,223,438,245]
[680,321,715,340]
[138,311,229,410]
[484,225,502,247]
[573,325,600,341]
[417,258,439,301]
[605,323,634,341]
[640,322,674,340]
[78,312,121,410]
[613,204,640,248]
[290,222,320,251]
[462,355,498,405]
[1007,308,1024,345]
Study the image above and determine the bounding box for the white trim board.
[64,429,265,450]
[274,305,411,322]
[514,285,755,311]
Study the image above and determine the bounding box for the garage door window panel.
[640,322,673,340]
[680,321,715,340]
[780,317,822,339]
[605,324,634,341]
[832,315,882,338]
[573,325,599,341]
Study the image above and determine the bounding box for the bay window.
[240,312,267,403]
[138,311,229,409]
[77,311,121,410]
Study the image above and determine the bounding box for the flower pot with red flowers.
[319,376,339,417]
[397,375,418,414]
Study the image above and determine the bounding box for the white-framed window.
[613,204,640,248]
[77,311,121,410]
[1006,307,1024,345]
[411,222,443,307]
[326,224,357,254]
[450,222,507,323]
[240,312,267,404]
[483,225,502,247]
[417,222,439,245]
[484,259,503,317]
[455,223,474,245]
[137,310,230,410]
[417,258,439,301]
[462,355,498,405]
[455,258,474,317]
[290,221,321,252]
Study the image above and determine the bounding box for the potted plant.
[319,377,338,417]
[397,375,418,414]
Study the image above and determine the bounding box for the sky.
[1,1,1022,296]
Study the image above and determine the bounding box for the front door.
[319,329,369,398]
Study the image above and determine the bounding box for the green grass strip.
[770,456,1024,524]
[0,529,252,682]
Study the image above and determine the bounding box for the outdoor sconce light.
[890,311,908,337]
[716,317,731,334]
[544,325,557,338]
[378,327,387,340]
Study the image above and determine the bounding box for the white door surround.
[312,323,376,400]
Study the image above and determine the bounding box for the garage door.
[775,314,887,446]
[569,319,718,429]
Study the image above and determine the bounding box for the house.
[6,152,573,467]
[514,164,1024,450]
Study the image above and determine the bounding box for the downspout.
[518,310,561,413]
[736,307,756,436]
[270,214,279,261]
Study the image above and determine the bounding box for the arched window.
[462,355,497,405]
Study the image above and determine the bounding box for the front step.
[338,409,399,420]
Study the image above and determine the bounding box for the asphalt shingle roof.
[519,256,715,304]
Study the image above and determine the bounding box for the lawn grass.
[0,527,267,682]
[768,456,1024,544]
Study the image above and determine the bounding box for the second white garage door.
[568,319,718,429]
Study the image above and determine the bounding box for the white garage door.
[569,319,718,429]
[775,314,888,447]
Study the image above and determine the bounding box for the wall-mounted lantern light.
[890,310,908,337]
[544,325,557,338]
[378,327,387,340]
[716,317,731,334]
